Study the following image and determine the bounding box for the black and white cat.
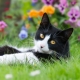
[0,13,73,64]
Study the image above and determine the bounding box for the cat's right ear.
[40,13,50,27]
[58,28,73,42]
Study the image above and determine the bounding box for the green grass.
[0,37,80,80]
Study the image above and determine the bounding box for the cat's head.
[34,13,73,54]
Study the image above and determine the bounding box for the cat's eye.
[50,40,56,44]
[40,33,44,39]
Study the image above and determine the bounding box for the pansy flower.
[28,9,38,18]
[64,20,77,28]
[70,0,77,6]
[67,8,80,23]
[19,26,28,40]
[0,21,7,32]
[41,5,55,14]
[32,0,38,3]
[56,0,68,14]
[32,0,38,6]
[42,0,54,5]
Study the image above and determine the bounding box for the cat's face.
[34,13,73,54]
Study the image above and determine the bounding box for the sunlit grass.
[0,37,80,80]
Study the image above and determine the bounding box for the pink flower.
[0,21,7,32]
[67,8,80,23]
[56,0,68,14]
[0,21,7,29]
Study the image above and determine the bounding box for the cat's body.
[0,13,73,64]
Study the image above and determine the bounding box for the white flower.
[5,74,13,80]
[30,70,40,76]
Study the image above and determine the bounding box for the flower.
[19,26,28,40]
[41,5,55,14]
[64,20,76,27]
[0,21,7,28]
[56,0,68,14]
[42,0,54,5]
[28,17,33,21]
[67,8,80,23]
[32,0,38,3]
[38,10,44,17]
[0,21,7,32]
[28,10,38,18]
[70,0,77,6]
[22,15,27,20]
[5,74,13,80]
[32,0,38,6]
[30,70,40,76]
[25,24,30,29]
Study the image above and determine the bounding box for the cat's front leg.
[0,52,40,65]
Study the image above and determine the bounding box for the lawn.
[0,0,80,80]
[0,37,80,80]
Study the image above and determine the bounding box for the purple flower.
[32,3,36,6]
[0,21,7,29]
[28,17,33,21]
[19,26,28,40]
[32,0,38,6]
[64,20,77,28]
[67,8,80,23]
[32,0,38,3]
[42,0,54,5]
[64,20,80,28]
[56,0,68,14]
[70,0,77,6]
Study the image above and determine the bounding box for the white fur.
[8,45,31,52]
[0,52,39,65]
[34,35,53,54]
[0,35,53,65]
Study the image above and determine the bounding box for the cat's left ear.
[40,13,50,26]
[58,28,73,42]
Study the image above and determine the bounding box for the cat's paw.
[25,52,40,65]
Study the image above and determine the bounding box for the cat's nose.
[41,46,44,48]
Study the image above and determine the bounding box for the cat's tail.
[0,45,21,55]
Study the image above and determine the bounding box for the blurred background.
[0,0,80,47]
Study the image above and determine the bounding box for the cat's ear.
[58,28,73,42]
[40,13,50,26]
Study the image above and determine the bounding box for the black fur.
[35,13,73,59]
[0,46,21,55]
[0,13,73,61]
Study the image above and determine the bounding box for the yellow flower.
[22,15,27,20]
[41,5,55,14]
[38,10,44,17]
[28,10,38,18]
[25,24,30,29]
